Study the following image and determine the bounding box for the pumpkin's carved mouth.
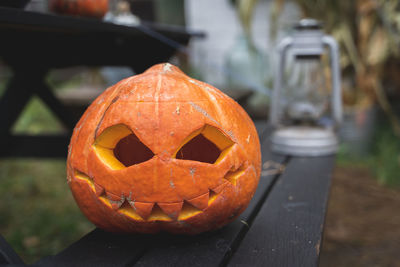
[74,164,248,221]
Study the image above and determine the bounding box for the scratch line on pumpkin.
[225,130,236,142]
[189,167,196,183]
[129,201,136,211]
[94,96,120,139]
[189,102,220,126]
[97,97,104,105]
[169,179,175,188]
[93,76,130,139]
[250,165,257,175]
[120,83,139,100]
[188,79,227,99]
[127,193,137,211]
[107,193,125,207]
[175,105,180,115]
[126,192,135,204]
[168,168,175,188]
[188,79,210,91]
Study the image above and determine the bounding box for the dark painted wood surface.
[27,123,335,267]
[0,235,24,265]
[228,156,334,267]
[0,8,202,71]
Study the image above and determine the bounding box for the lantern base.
[270,126,338,156]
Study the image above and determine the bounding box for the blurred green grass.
[337,116,400,187]
[0,87,94,264]
[0,159,93,263]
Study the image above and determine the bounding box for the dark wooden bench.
[0,122,335,267]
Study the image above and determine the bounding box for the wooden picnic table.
[0,122,335,267]
[0,7,202,158]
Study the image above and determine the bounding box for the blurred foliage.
[371,118,400,186]
[229,0,259,46]
[337,114,400,187]
[271,0,400,136]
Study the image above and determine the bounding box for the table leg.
[0,68,78,157]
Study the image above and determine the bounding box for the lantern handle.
[322,35,342,125]
[270,36,293,127]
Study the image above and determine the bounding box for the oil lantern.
[269,19,342,156]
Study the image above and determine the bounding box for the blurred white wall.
[185,0,300,91]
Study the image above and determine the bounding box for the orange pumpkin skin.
[49,0,108,18]
[67,63,261,234]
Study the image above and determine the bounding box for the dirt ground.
[319,166,400,267]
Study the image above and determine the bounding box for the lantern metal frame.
[269,19,342,156]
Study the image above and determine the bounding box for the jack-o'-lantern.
[67,63,261,234]
[49,0,108,18]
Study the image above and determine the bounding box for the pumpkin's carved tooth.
[130,202,154,220]
[178,201,202,220]
[74,170,95,191]
[106,192,125,210]
[211,180,229,194]
[208,190,219,205]
[158,202,183,220]
[224,164,246,186]
[147,204,173,222]
[94,182,105,197]
[118,203,144,221]
[187,192,209,210]
[74,170,92,182]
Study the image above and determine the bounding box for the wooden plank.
[0,135,70,158]
[132,123,288,267]
[228,156,335,267]
[0,7,204,37]
[0,234,24,265]
[35,229,150,267]
[0,8,202,71]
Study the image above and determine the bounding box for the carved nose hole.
[114,134,154,166]
[176,134,221,164]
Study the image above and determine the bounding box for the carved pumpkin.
[49,0,108,18]
[67,63,261,234]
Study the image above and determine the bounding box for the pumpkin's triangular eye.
[93,124,154,169]
[174,125,234,164]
